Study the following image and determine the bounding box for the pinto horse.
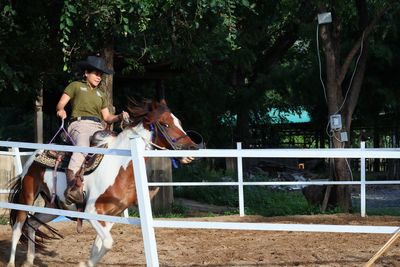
[7,99,198,267]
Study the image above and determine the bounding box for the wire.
[335,31,365,115]
[316,23,328,103]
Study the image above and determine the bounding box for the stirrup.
[64,187,84,205]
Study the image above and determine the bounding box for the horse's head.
[127,98,202,150]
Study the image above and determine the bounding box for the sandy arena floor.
[0,214,400,267]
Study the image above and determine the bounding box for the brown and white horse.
[7,99,199,267]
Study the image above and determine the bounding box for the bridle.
[152,122,190,150]
[122,114,203,151]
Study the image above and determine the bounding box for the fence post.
[237,142,245,216]
[12,147,23,175]
[360,141,366,217]
[130,136,159,267]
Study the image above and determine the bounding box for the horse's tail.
[8,174,22,227]
[8,169,63,251]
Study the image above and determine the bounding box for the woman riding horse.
[56,55,130,205]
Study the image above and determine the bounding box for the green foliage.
[0,215,8,225]
[365,208,400,216]
[0,107,35,142]
[0,2,21,92]
[1,0,400,153]
[128,205,187,218]
[173,160,239,206]
[243,187,316,216]
[173,161,317,216]
[1,2,17,37]
[60,0,77,70]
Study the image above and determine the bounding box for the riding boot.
[64,169,84,205]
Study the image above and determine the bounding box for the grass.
[351,204,400,217]
[366,208,400,216]
[172,160,320,217]
[128,204,188,218]
[0,215,8,225]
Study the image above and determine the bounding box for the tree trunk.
[236,106,250,147]
[101,44,115,114]
[373,128,380,171]
[35,85,43,143]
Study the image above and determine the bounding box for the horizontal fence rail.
[148,181,400,186]
[1,139,400,266]
[3,140,400,158]
[0,202,140,225]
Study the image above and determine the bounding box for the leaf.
[66,17,73,27]
[3,5,11,13]
[67,4,77,13]
[123,24,130,33]
[241,0,250,7]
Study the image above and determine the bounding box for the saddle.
[34,129,116,174]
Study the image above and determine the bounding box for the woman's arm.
[101,108,129,124]
[56,93,71,119]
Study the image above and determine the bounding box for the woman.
[56,55,129,205]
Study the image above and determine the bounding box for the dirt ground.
[0,214,400,267]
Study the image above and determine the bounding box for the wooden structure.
[0,154,16,214]
[147,157,173,214]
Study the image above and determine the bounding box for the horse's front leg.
[79,220,114,267]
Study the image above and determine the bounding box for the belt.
[70,116,101,123]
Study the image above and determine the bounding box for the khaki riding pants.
[67,120,104,174]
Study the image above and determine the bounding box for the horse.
[6,98,200,267]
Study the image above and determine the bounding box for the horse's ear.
[151,98,167,110]
[151,99,158,110]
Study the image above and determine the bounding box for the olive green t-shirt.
[64,81,107,119]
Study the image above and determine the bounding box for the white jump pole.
[130,136,159,267]
[360,142,366,217]
[12,147,23,175]
[237,142,245,216]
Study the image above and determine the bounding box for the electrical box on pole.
[318,12,332,24]
[330,114,342,130]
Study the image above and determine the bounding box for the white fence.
[0,138,400,267]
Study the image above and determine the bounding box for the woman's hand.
[179,157,195,164]
[119,111,130,122]
[57,109,67,120]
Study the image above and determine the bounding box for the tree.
[317,0,397,211]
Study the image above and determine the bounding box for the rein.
[49,119,76,145]
[48,119,76,204]
[153,122,188,150]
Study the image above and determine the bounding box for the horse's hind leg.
[8,162,46,267]
[79,220,114,267]
[7,215,26,267]
[8,200,34,267]
[24,212,58,266]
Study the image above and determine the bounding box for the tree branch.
[338,3,392,85]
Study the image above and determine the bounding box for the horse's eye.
[162,123,169,128]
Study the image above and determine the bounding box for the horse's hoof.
[78,262,92,267]
[21,261,33,267]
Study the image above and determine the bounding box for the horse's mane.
[127,98,170,126]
